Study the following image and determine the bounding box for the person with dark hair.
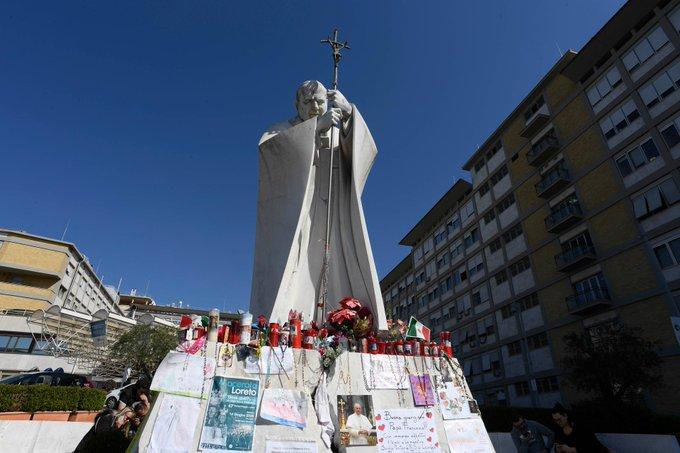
[510,409,555,453]
[552,403,611,453]
[117,376,151,411]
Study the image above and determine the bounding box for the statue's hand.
[317,108,342,133]
[327,90,352,119]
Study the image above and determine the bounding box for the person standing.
[510,410,555,453]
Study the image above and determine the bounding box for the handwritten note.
[438,383,471,420]
[150,351,215,398]
[375,408,440,452]
[361,354,409,389]
[244,347,294,375]
[443,418,494,453]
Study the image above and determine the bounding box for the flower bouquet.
[327,297,374,339]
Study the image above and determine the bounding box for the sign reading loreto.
[200,376,260,453]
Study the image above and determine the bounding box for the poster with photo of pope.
[337,395,376,446]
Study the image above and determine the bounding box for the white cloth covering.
[250,107,387,329]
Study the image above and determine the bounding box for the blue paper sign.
[200,376,260,452]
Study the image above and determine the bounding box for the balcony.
[0,281,55,302]
[536,167,571,198]
[566,288,612,315]
[526,135,560,167]
[520,111,550,138]
[545,203,583,233]
[555,244,597,272]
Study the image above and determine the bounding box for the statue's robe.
[250,107,387,329]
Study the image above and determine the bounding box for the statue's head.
[295,80,327,121]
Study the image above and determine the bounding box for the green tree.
[561,324,662,406]
[108,324,177,377]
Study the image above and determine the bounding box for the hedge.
[479,403,680,436]
[0,385,106,412]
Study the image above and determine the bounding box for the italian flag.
[406,316,431,342]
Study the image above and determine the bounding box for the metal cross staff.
[316,29,350,325]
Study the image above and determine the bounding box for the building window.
[527,332,548,350]
[632,178,680,219]
[494,270,508,285]
[434,229,448,245]
[670,5,680,33]
[517,293,539,311]
[639,60,680,109]
[414,271,425,286]
[423,237,434,255]
[462,200,476,221]
[497,193,516,214]
[454,266,468,285]
[479,182,490,197]
[600,99,640,140]
[0,335,33,353]
[509,257,531,277]
[615,138,660,177]
[503,224,523,243]
[463,228,480,248]
[507,340,522,356]
[500,304,515,319]
[450,241,464,260]
[474,158,486,172]
[514,381,531,396]
[483,210,496,225]
[573,272,609,301]
[486,141,503,160]
[586,65,623,107]
[472,285,490,306]
[436,252,450,270]
[489,238,502,254]
[622,25,670,75]
[662,122,680,151]
[536,376,559,394]
[524,96,545,122]
[490,165,509,186]
[447,216,461,234]
[467,254,484,277]
[653,236,680,269]
[439,276,453,294]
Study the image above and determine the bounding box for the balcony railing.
[0,281,55,301]
[527,135,560,166]
[545,203,583,233]
[555,244,597,271]
[566,287,611,315]
[536,167,570,198]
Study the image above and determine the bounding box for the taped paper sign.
[438,382,471,420]
[410,375,436,406]
[150,351,215,398]
[444,418,494,453]
[200,376,260,452]
[264,439,317,453]
[244,346,294,375]
[260,389,308,429]
[361,354,409,389]
[148,394,201,453]
[375,408,441,452]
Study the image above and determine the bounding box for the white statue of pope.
[250,80,387,330]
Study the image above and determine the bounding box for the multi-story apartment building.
[0,229,172,377]
[381,0,680,414]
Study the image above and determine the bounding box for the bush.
[0,385,106,412]
[480,403,680,436]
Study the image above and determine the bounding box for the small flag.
[406,316,431,342]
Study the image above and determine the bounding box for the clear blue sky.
[1,1,625,312]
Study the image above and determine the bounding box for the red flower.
[319,328,329,339]
[257,315,267,328]
[357,306,372,318]
[339,297,362,310]
[328,308,357,326]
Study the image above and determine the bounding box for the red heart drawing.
[375,414,381,421]
[426,411,433,418]
[427,436,432,442]
[429,427,434,432]
[435,442,439,447]
[379,438,384,443]
[378,424,386,431]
